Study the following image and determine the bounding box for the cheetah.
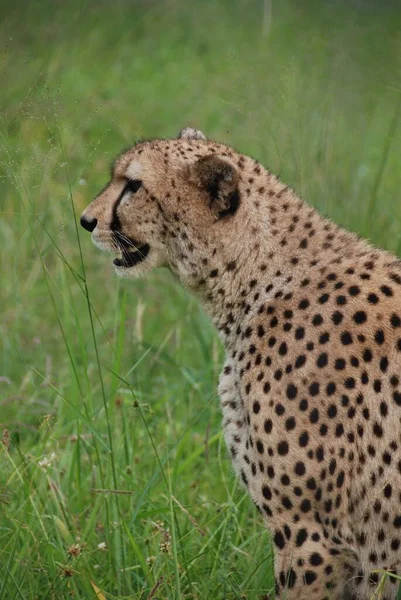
[81,127,401,599]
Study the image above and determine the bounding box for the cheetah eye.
[124,179,142,194]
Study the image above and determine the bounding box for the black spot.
[373,379,382,393]
[316,353,328,368]
[375,329,385,345]
[373,422,383,437]
[257,325,265,337]
[263,381,271,394]
[319,332,330,344]
[264,419,273,433]
[335,423,344,437]
[336,471,345,488]
[380,357,389,372]
[334,358,346,370]
[327,404,337,418]
[393,391,401,406]
[312,314,323,326]
[277,441,289,455]
[285,417,296,431]
[341,395,350,407]
[344,377,356,389]
[278,342,288,355]
[353,311,367,324]
[295,327,305,340]
[331,311,343,325]
[367,293,379,304]
[262,485,272,500]
[281,474,290,486]
[391,313,401,328]
[310,553,323,566]
[274,530,285,549]
[341,332,353,345]
[300,499,312,513]
[381,285,393,296]
[316,446,324,461]
[393,515,401,528]
[326,382,336,396]
[348,285,360,296]
[299,431,309,447]
[362,348,373,362]
[295,355,306,369]
[306,477,316,490]
[298,299,310,310]
[296,529,308,547]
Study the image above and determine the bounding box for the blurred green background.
[1,1,401,598]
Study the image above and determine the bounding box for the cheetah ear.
[190,155,240,218]
[178,127,206,141]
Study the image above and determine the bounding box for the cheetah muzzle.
[81,127,401,600]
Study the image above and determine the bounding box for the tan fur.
[82,129,401,599]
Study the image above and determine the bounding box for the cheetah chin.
[81,127,401,600]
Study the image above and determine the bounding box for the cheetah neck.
[185,181,372,351]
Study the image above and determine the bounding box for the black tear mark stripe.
[110,184,127,231]
[111,182,149,231]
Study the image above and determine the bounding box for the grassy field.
[1,0,401,598]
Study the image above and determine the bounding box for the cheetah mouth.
[111,231,150,268]
[113,244,150,268]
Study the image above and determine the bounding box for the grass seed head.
[67,543,81,557]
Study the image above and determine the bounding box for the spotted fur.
[81,129,401,599]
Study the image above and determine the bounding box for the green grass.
[1,0,401,598]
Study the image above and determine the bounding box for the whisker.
[112,231,146,257]
[113,231,138,248]
[95,230,148,264]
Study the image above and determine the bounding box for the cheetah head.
[81,128,247,285]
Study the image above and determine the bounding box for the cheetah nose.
[80,215,98,233]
